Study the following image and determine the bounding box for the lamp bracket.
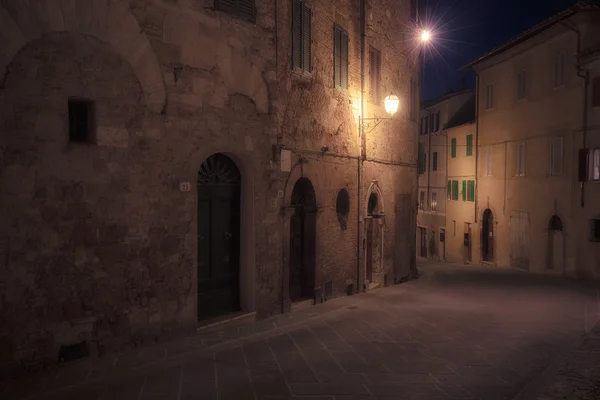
[359,116,392,134]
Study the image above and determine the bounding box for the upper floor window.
[68,98,95,143]
[418,150,427,174]
[550,136,563,176]
[419,191,425,210]
[432,152,438,171]
[369,46,381,105]
[292,0,312,73]
[422,116,429,134]
[215,0,255,22]
[553,53,566,88]
[333,25,349,90]
[516,142,526,176]
[434,111,440,131]
[516,70,527,100]
[451,138,457,158]
[592,76,600,107]
[429,112,435,132]
[431,192,438,212]
[592,148,600,181]
[466,134,473,156]
[484,147,492,176]
[485,83,494,110]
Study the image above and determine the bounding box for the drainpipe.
[358,0,366,293]
[474,73,480,224]
[426,107,432,210]
[561,21,587,208]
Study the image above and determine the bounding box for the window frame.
[553,52,566,89]
[291,0,312,74]
[431,191,438,212]
[368,46,381,105]
[432,151,438,171]
[451,138,457,158]
[333,24,349,91]
[516,142,526,176]
[516,70,527,100]
[484,146,492,176]
[466,134,473,157]
[419,190,425,210]
[592,76,600,108]
[214,0,256,22]
[591,148,600,181]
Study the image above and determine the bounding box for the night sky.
[421,0,584,101]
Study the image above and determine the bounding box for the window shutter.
[334,27,341,88]
[302,4,312,71]
[433,152,438,171]
[238,0,255,21]
[451,138,456,158]
[469,180,475,202]
[452,180,459,200]
[462,180,466,201]
[215,0,235,13]
[341,31,348,90]
[291,0,302,70]
[578,148,589,182]
[369,47,381,104]
[593,77,600,107]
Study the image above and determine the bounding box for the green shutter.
[462,180,467,201]
[451,138,457,158]
[469,180,475,202]
[447,181,451,199]
[466,135,473,156]
[452,180,459,200]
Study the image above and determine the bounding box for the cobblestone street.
[4,262,600,400]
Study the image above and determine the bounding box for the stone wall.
[0,0,418,375]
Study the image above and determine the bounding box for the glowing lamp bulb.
[384,95,400,115]
[421,30,431,42]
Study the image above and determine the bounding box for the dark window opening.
[334,25,349,90]
[593,77,600,108]
[215,0,255,22]
[367,193,379,216]
[68,98,94,143]
[292,0,312,73]
[590,218,600,242]
[432,152,438,171]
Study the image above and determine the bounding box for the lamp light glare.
[421,30,431,42]
[384,95,399,115]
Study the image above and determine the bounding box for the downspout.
[561,21,587,208]
[357,0,366,293]
[474,73,480,224]
[426,107,432,210]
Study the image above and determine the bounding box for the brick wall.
[0,0,418,374]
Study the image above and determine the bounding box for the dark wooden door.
[366,219,373,282]
[197,154,241,320]
[482,210,493,262]
[289,211,304,301]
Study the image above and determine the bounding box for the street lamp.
[358,94,400,134]
[420,29,431,43]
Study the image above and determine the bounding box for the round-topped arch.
[0,0,166,113]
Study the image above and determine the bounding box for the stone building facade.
[465,1,600,277]
[416,89,472,261]
[0,0,419,374]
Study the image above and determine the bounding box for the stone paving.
[2,262,600,400]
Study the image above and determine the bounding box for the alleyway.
[4,262,600,400]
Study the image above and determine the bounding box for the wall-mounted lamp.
[359,94,399,134]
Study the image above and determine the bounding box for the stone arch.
[365,182,385,215]
[191,149,256,315]
[0,0,166,113]
[364,181,385,289]
[220,51,269,114]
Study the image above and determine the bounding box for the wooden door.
[197,154,241,320]
[366,218,373,282]
[510,210,530,270]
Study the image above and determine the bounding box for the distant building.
[463,1,600,277]
[417,89,473,261]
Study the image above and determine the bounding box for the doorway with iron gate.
[289,178,317,302]
[197,153,242,321]
[481,209,494,262]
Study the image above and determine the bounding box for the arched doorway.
[289,178,317,302]
[366,192,382,284]
[548,215,564,271]
[481,209,494,262]
[197,153,241,320]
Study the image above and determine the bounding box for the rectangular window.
[418,151,426,174]
[68,98,95,143]
[333,25,349,90]
[433,152,438,171]
[592,148,600,181]
[467,180,475,202]
[419,191,425,210]
[466,134,473,156]
[516,142,526,176]
[292,0,312,73]
[423,116,429,134]
[429,113,434,132]
[452,180,459,201]
[485,83,494,110]
[215,0,255,22]
[451,138,457,158]
[550,136,563,176]
[447,181,451,199]
[461,180,467,201]
[553,53,565,88]
[593,77,600,107]
[434,111,440,131]
[590,218,600,242]
[431,192,437,212]
[517,70,526,100]
[484,147,492,176]
[369,46,381,105]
